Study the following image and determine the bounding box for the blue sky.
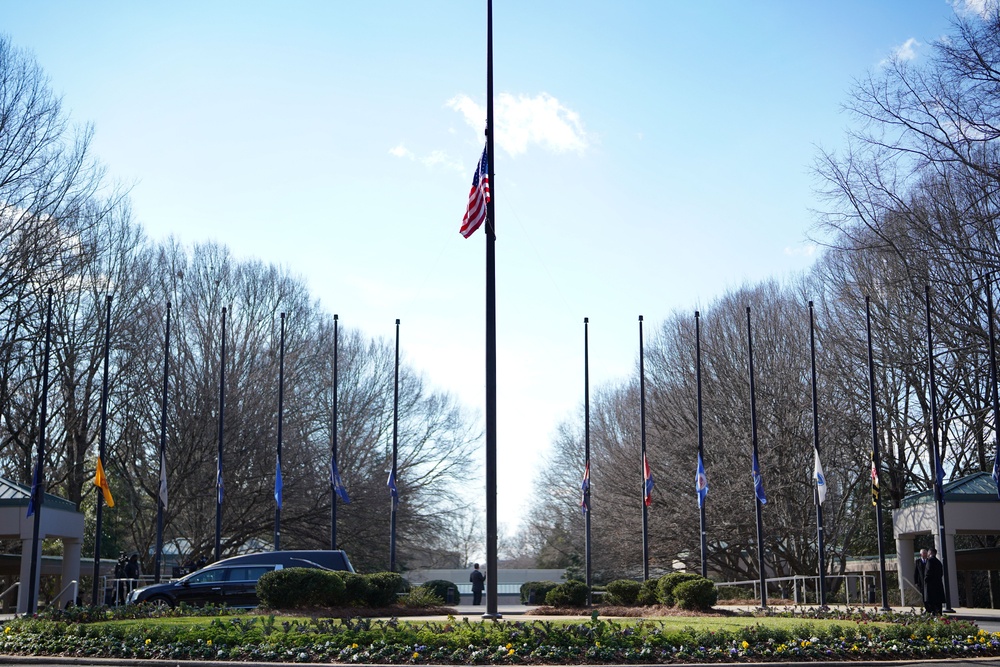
[2,1,973,535]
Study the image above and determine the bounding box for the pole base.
[481,613,503,620]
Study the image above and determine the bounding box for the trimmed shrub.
[421,579,460,605]
[674,577,718,610]
[399,585,444,608]
[520,580,559,604]
[340,571,370,606]
[604,579,641,606]
[715,584,754,601]
[545,580,589,607]
[657,572,702,606]
[637,578,659,606]
[256,567,345,609]
[365,571,405,607]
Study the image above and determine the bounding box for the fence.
[716,574,880,605]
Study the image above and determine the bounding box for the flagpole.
[639,315,650,580]
[154,302,171,583]
[924,286,954,612]
[746,306,767,609]
[865,296,891,610]
[390,318,399,572]
[483,0,500,620]
[26,287,53,614]
[216,306,226,563]
[583,317,592,605]
[695,311,707,578]
[984,278,1000,499]
[92,296,113,604]
[331,313,340,550]
[807,301,827,607]
[275,312,285,551]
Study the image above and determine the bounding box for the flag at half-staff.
[460,145,490,238]
[813,448,826,505]
[331,458,350,504]
[752,448,767,505]
[580,462,590,514]
[643,453,654,507]
[94,458,115,507]
[695,452,708,507]
[870,451,879,506]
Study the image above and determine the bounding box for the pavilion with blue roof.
[0,476,84,613]
[893,471,1000,608]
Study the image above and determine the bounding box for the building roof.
[900,471,999,509]
[0,476,79,513]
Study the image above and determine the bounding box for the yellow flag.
[95,457,115,507]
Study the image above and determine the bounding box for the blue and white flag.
[580,463,590,514]
[217,460,224,506]
[695,452,708,508]
[274,454,283,509]
[752,448,767,505]
[331,457,350,504]
[387,469,398,508]
[813,448,827,505]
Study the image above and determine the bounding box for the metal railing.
[716,574,879,605]
[53,580,77,609]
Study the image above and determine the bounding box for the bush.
[673,577,718,611]
[365,571,405,607]
[399,585,444,608]
[604,579,641,606]
[637,578,659,606]
[657,572,702,606]
[421,579,460,604]
[520,580,559,604]
[715,584,754,601]
[256,568,345,609]
[340,572,370,605]
[545,580,589,607]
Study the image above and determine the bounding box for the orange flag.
[94,457,114,507]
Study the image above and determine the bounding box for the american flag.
[460,145,490,238]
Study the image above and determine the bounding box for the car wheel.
[145,595,174,609]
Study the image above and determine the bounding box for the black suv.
[126,550,354,608]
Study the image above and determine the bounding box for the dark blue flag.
[752,449,767,505]
[25,460,40,517]
[695,452,708,508]
[387,469,398,508]
[993,440,1000,500]
[331,457,350,504]
[580,463,590,514]
[934,448,945,504]
[274,454,282,509]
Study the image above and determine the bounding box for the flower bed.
[2,606,998,663]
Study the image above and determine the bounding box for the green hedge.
[544,580,588,607]
[604,579,641,605]
[421,579,460,604]
[256,568,345,609]
[674,577,717,610]
[657,572,702,606]
[519,580,559,604]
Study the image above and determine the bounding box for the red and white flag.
[460,145,490,238]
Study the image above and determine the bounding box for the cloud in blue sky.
[447,92,588,156]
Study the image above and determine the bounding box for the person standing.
[914,548,928,612]
[924,548,946,615]
[469,563,485,606]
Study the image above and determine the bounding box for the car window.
[186,568,226,584]
[229,566,273,582]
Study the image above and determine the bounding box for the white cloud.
[447,92,588,156]
[784,243,817,258]
[421,150,463,172]
[893,37,920,61]
[951,0,996,17]
[389,144,414,159]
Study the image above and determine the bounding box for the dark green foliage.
[519,580,559,604]
[637,578,659,606]
[603,579,641,606]
[364,572,404,607]
[399,585,444,608]
[657,572,702,606]
[673,577,717,610]
[340,572,370,606]
[715,584,754,601]
[544,580,588,607]
[256,568,345,609]
[421,579,459,604]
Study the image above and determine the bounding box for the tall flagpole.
[26,288,53,614]
[984,278,1000,500]
[808,301,827,607]
[92,296,113,604]
[747,306,767,609]
[865,296,891,610]
[216,307,227,562]
[639,315,649,581]
[274,312,285,551]
[924,286,954,612]
[154,302,171,583]
[390,318,400,572]
[583,317,592,605]
[695,311,707,578]
[331,313,340,550]
[483,0,500,620]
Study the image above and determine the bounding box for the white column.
[944,532,959,609]
[896,536,915,607]
[16,538,41,614]
[59,538,82,608]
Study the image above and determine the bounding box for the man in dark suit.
[914,548,928,612]
[924,548,946,614]
[470,563,485,605]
